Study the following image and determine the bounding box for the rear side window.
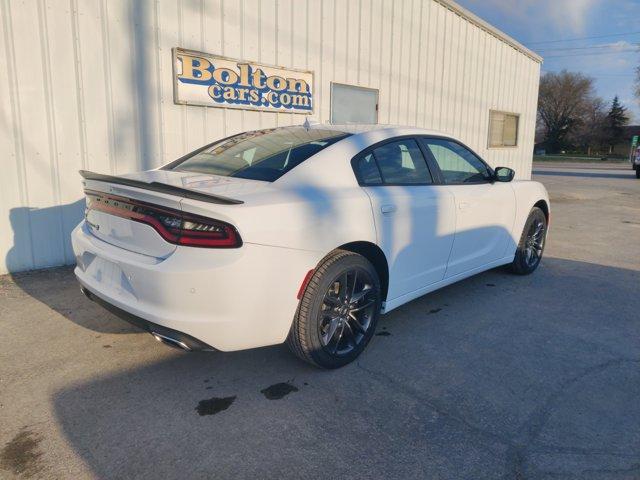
[171,127,350,182]
[354,139,432,185]
[354,153,382,184]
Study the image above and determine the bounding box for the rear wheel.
[286,250,381,369]
[510,207,547,275]
[635,168,640,179]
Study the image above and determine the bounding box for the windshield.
[170,127,351,182]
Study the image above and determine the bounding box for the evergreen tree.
[605,96,629,153]
[635,66,640,104]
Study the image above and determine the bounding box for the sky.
[456,0,640,121]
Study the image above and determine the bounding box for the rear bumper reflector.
[297,269,315,300]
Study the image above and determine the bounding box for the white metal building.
[0,0,542,274]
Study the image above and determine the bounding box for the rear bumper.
[80,286,214,351]
[72,222,323,351]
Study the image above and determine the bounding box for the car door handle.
[381,204,396,215]
[458,201,470,211]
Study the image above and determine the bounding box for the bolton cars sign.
[173,48,314,114]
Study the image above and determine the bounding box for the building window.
[330,82,379,124]
[489,111,519,147]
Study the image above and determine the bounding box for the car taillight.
[85,190,242,248]
[176,216,241,247]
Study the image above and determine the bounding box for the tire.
[510,207,547,275]
[635,168,640,179]
[286,249,381,369]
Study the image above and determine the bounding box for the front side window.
[422,138,491,184]
[359,139,432,185]
[171,127,350,182]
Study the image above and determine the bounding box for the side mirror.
[494,166,515,182]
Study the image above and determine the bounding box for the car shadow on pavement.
[8,266,140,334]
[46,257,640,479]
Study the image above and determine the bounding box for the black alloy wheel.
[319,268,377,356]
[510,206,547,275]
[523,216,545,269]
[287,250,381,368]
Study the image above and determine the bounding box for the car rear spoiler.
[79,170,244,205]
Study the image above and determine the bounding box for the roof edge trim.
[437,0,543,63]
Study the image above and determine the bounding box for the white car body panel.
[72,125,549,352]
[364,184,456,298]
[179,184,377,254]
[383,254,517,313]
[73,221,324,351]
[444,182,516,278]
[508,179,551,252]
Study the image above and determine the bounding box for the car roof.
[272,123,458,188]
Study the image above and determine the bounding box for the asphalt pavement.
[1,161,639,479]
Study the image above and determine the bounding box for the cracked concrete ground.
[1,162,639,479]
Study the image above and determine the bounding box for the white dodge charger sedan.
[73,124,549,368]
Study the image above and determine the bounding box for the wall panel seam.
[36,0,65,262]
[68,0,87,173]
[1,0,34,269]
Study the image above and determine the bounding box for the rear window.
[169,127,351,182]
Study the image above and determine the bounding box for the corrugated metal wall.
[0,0,541,274]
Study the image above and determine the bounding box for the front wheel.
[510,207,547,275]
[286,250,381,369]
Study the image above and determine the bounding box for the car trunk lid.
[81,170,258,257]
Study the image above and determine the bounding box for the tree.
[537,71,597,153]
[569,96,608,155]
[635,66,640,104]
[604,95,629,153]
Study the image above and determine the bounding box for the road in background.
[1,163,638,479]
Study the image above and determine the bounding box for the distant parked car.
[73,125,550,368]
[633,146,640,179]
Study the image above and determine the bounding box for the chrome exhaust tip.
[151,332,192,351]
